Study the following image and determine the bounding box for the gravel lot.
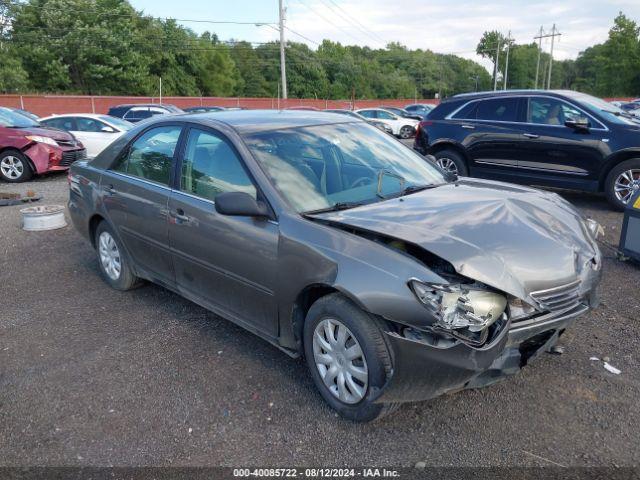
[1,168,639,468]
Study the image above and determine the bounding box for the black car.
[380,106,422,121]
[107,104,183,123]
[414,90,640,210]
[404,103,435,120]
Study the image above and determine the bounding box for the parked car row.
[67,108,603,422]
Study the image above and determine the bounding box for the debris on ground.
[549,345,565,355]
[603,362,621,375]
[0,191,42,207]
[589,356,621,374]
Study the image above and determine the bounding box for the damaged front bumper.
[372,302,591,404]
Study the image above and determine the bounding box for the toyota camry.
[68,110,602,421]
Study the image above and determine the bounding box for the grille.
[59,149,87,167]
[530,279,581,312]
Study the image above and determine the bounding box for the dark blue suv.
[414,90,640,210]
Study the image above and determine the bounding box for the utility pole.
[533,26,544,89]
[534,25,561,89]
[503,31,512,90]
[278,0,287,100]
[547,24,560,89]
[493,39,501,91]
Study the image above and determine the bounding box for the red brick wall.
[0,94,439,117]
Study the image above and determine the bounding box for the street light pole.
[493,40,501,91]
[503,31,511,90]
[278,0,287,100]
[534,26,544,89]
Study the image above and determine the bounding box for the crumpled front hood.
[13,125,75,142]
[314,178,601,301]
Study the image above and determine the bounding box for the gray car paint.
[68,110,602,403]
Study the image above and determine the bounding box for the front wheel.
[398,125,415,139]
[0,150,33,183]
[303,293,399,422]
[605,159,640,211]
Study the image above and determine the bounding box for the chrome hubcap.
[0,156,24,179]
[400,126,413,138]
[614,169,640,204]
[313,318,368,404]
[436,157,458,174]
[98,231,121,280]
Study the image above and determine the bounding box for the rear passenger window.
[181,129,256,201]
[476,98,520,122]
[452,102,478,120]
[114,125,181,185]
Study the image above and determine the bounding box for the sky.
[128,0,640,71]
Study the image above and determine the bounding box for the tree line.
[0,0,637,99]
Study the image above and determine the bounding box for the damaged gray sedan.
[68,110,602,421]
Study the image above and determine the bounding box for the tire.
[0,150,33,183]
[94,221,141,291]
[398,125,415,139]
[605,158,640,211]
[303,293,399,422]
[433,149,468,176]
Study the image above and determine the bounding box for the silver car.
[68,110,602,422]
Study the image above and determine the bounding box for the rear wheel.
[303,293,399,422]
[95,221,141,290]
[433,149,468,176]
[398,125,415,139]
[0,150,33,183]
[605,159,640,210]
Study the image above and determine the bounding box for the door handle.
[103,184,117,195]
[523,133,540,139]
[170,208,191,223]
[461,124,475,130]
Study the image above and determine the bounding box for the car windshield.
[243,122,447,213]
[564,91,640,125]
[100,115,133,130]
[0,107,40,128]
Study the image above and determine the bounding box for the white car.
[355,108,419,139]
[39,114,134,158]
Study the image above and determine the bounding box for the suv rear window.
[476,97,520,122]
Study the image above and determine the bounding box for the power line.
[318,0,386,47]
[292,0,364,45]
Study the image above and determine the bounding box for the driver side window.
[528,97,587,126]
[181,129,256,201]
[377,110,396,120]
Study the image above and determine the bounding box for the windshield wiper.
[303,201,365,215]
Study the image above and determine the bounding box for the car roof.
[444,89,574,103]
[40,113,109,120]
[110,103,178,109]
[181,109,359,134]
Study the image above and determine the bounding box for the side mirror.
[565,117,590,131]
[215,191,270,218]
[101,126,116,133]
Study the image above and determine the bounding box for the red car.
[0,107,86,182]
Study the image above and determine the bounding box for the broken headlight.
[408,280,507,332]
[507,297,538,321]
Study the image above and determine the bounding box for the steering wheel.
[350,177,373,189]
